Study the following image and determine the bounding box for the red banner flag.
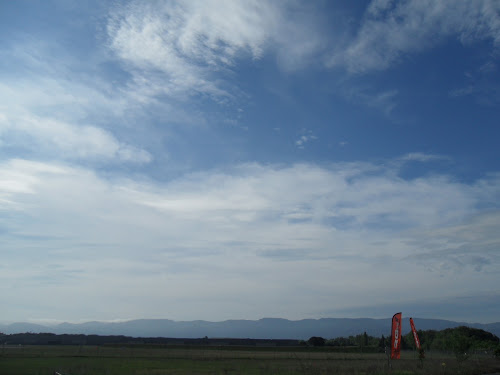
[391,312,402,359]
[409,318,421,350]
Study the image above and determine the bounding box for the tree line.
[306,326,499,358]
[0,332,300,347]
[2,326,499,357]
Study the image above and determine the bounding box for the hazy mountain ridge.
[1,318,498,340]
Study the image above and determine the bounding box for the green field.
[1,345,498,375]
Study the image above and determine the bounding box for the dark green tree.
[449,328,472,363]
[307,336,325,347]
[378,335,386,352]
[363,331,368,346]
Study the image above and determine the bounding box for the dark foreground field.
[1,345,499,375]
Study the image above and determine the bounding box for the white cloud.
[400,152,450,162]
[406,210,500,274]
[1,157,498,321]
[0,113,151,163]
[329,0,500,73]
[106,0,325,100]
[0,38,130,122]
[0,39,155,165]
[295,130,318,149]
[107,0,267,98]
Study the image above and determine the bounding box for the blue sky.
[0,0,499,325]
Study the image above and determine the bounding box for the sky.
[0,0,499,325]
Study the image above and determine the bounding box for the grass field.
[1,345,499,375]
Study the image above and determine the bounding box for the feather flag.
[409,317,421,350]
[391,312,402,359]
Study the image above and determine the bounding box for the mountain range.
[1,318,499,340]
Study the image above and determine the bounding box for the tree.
[379,335,386,352]
[363,331,369,347]
[307,336,325,347]
[449,329,472,363]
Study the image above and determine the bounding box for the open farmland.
[1,345,499,375]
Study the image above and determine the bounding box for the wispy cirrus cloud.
[405,210,500,273]
[329,0,500,73]
[340,85,399,115]
[449,60,500,105]
[106,0,325,101]
[104,0,499,120]
[0,38,154,165]
[0,114,151,163]
[400,152,450,162]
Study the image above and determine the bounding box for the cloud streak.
[106,0,325,100]
[329,0,500,73]
[0,36,155,165]
[0,114,151,163]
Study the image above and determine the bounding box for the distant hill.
[1,318,498,340]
